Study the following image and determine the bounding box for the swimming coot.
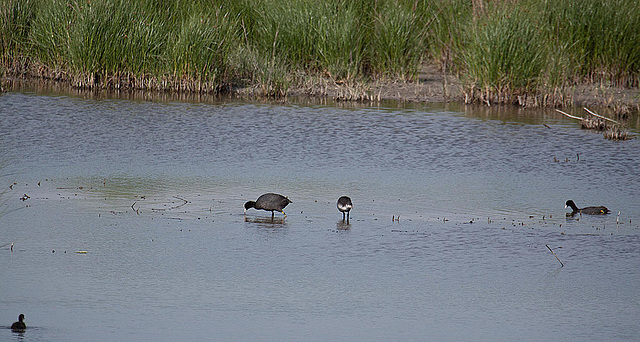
[337,196,353,221]
[565,200,610,216]
[11,314,26,332]
[244,193,292,218]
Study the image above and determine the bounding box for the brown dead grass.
[2,59,639,111]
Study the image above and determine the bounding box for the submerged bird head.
[244,201,256,214]
[565,200,578,211]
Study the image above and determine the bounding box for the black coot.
[245,193,292,218]
[565,200,610,216]
[11,314,26,332]
[337,196,353,221]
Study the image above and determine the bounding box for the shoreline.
[2,62,639,111]
[3,0,638,112]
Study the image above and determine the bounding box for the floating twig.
[131,201,140,215]
[546,244,564,267]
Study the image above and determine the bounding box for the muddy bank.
[2,62,639,110]
[281,64,640,109]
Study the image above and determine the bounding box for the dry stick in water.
[583,107,621,125]
[546,244,564,267]
[555,109,582,120]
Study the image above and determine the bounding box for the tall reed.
[461,6,546,102]
[368,1,430,79]
[68,0,168,74]
[170,7,238,81]
[424,0,470,72]
[0,0,36,57]
[27,0,71,65]
[1,0,639,101]
[249,0,370,81]
[541,0,640,87]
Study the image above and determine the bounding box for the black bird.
[244,193,292,218]
[11,314,26,332]
[337,196,353,221]
[565,200,610,216]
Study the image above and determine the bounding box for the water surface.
[1,90,639,341]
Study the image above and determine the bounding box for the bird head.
[244,201,256,214]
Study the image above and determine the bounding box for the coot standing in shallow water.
[11,314,26,332]
[565,200,610,216]
[244,193,292,218]
[337,196,353,221]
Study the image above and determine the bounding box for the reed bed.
[603,126,630,141]
[542,0,640,87]
[461,6,546,105]
[1,0,639,103]
[580,117,607,131]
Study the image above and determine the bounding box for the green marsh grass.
[423,0,470,72]
[542,0,640,87]
[1,0,639,103]
[368,1,429,79]
[170,9,238,81]
[250,0,370,80]
[461,6,546,104]
[68,1,165,74]
[0,0,36,57]
[27,0,72,66]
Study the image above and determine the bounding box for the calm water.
[1,90,639,341]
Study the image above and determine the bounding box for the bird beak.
[244,208,247,214]
[564,205,568,208]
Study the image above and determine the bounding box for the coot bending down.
[337,196,353,221]
[245,193,292,218]
[11,314,26,332]
[565,200,610,216]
